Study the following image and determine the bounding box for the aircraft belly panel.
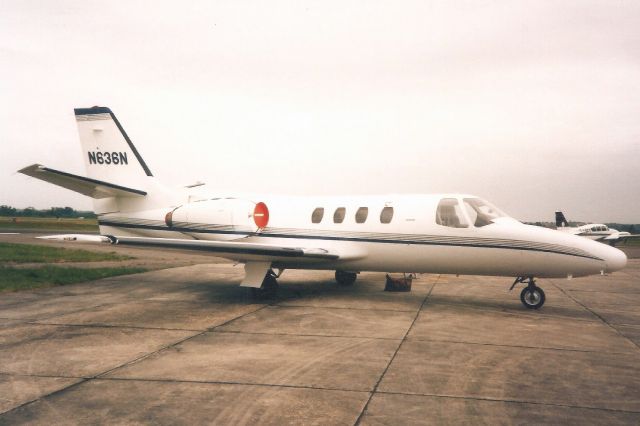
[276,241,603,278]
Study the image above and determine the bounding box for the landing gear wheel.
[335,271,357,286]
[520,286,545,309]
[249,273,279,299]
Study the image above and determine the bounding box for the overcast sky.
[1,0,639,223]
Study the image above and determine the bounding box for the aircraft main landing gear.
[335,271,357,286]
[249,270,279,299]
[510,276,546,309]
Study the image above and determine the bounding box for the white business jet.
[555,211,639,245]
[19,107,627,309]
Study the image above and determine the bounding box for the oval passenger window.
[311,207,324,223]
[380,207,394,224]
[355,207,368,223]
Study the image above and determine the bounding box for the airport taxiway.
[0,235,639,424]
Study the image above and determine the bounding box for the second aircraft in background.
[555,211,639,245]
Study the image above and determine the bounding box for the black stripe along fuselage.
[97,220,603,261]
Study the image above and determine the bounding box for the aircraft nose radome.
[605,247,627,272]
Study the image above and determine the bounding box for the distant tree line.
[0,205,96,219]
[606,223,638,233]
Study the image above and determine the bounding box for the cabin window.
[333,207,346,223]
[355,207,368,223]
[436,198,468,228]
[380,207,394,224]
[311,208,324,223]
[462,198,506,227]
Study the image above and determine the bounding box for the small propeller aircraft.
[554,211,639,246]
[19,107,628,309]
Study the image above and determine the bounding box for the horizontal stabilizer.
[19,164,146,199]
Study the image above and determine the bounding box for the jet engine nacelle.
[166,198,269,241]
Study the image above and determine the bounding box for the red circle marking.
[165,210,173,228]
[253,202,269,229]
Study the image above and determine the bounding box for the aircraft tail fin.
[555,211,569,228]
[19,107,176,215]
[74,107,154,190]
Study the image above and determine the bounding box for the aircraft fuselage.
[96,193,627,279]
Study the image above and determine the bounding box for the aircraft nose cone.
[604,246,627,272]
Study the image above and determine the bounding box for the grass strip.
[0,266,147,292]
[0,217,98,232]
[620,238,640,246]
[0,242,132,263]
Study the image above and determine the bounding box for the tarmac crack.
[93,303,272,379]
[29,321,203,333]
[549,279,640,352]
[353,275,440,426]
[427,300,602,323]
[0,301,117,324]
[375,390,640,415]
[272,303,421,313]
[0,372,82,380]
[85,376,371,394]
[212,329,404,341]
[401,337,638,355]
[0,302,272,417]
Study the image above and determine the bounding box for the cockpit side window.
[463,198,506,227]
[436,198,468,228]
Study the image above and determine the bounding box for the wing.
[19,164,146,198]
[111,236,340,260]
[36,234,365,288]
[37,234,112,242]
[36,234,347,261]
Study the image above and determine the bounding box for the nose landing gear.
[510,276,546,309]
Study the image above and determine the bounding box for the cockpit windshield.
[435,198,469,228]
[436,197,509,229]
[462,198,508,227]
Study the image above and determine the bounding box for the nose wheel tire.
[335,271,357,286]
[520,286,545,309]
